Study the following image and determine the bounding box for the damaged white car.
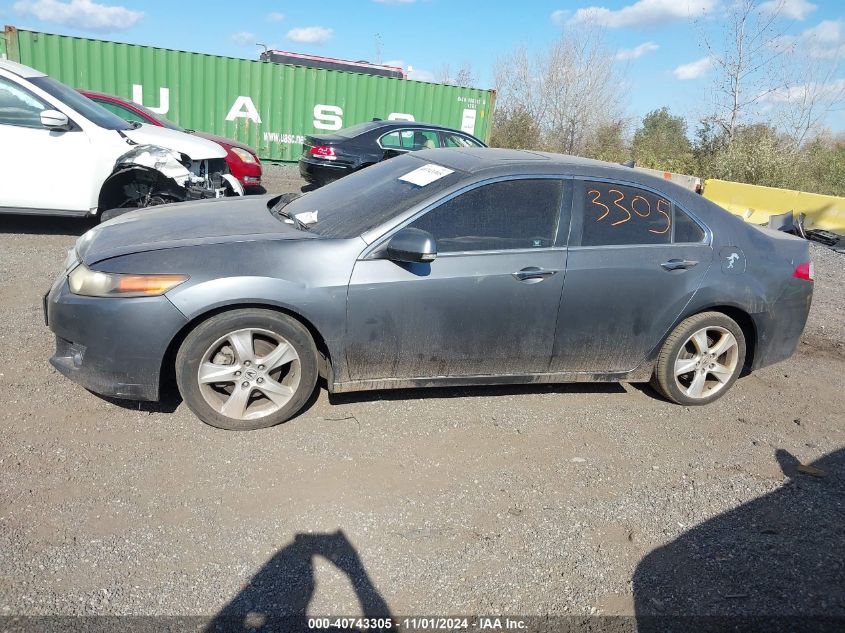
[0,59,242,219]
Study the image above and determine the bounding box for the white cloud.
[13,0,142,32]
[267,11,284,22]
[407,67,436,82]
[550,9,570,25]
[615,41,659,60]
[286,26,333,44]
[762,78,845,103]
[759,0,816,21]
[569,0,715,28]
[777,20,845,59]
[383,60,433,81]
[673,56,712,79]
[801,20,845,58]
[230,31,255,46]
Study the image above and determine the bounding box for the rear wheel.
[175,309,319,430]
[651,312,746,406]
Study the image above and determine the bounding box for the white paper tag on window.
[295,210,319,225]
[399,164,454,187]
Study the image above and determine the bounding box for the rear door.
[346,177,572,380]
[551,179,713,373]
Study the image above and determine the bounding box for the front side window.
[580,181,704,246]
[0,77,48,128]
[408,179,564,253]
[27,76,131,131]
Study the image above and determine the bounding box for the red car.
[81,90,262,192]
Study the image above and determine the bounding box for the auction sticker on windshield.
[399,164,455,187]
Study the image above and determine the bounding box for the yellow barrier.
[703,179,845,234]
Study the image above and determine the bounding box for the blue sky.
[2,0,844,130]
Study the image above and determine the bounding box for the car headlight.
[68,264,188,297]
[230,147,257,164]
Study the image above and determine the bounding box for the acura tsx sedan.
[45,149,814,431]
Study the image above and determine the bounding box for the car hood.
[77,196,315,265]
[193,130,258,155]
[123,123,227,160]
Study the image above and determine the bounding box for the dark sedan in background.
[46,149,813,431]
[299,120,486,187]
[81,90,263,192]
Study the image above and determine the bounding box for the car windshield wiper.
[270,193,309,231]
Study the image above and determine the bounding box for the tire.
[651,311,746,406]
[175,309,319,430]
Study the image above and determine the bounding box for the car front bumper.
[45,276,188,401]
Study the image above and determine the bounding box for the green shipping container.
[3,26,495,162]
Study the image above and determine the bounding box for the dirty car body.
[46,149,813,427]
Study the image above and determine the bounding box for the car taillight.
[793,261,814,281]
[310,145,336,159]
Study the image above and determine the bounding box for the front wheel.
[651,311,746,406]
[175,309,319,430]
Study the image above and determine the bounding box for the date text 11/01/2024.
[307,617,528,630]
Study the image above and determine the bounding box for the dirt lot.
[1,164,843,626]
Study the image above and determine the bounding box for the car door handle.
[512,267,559,283]
[660,259,699,271]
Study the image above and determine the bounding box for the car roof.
[350,120,481,136]
[415,147,731,217]
[0,58,45,78]
[417,147,692,191]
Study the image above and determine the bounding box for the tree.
[437,62,476,87]
[701,0,791,143]
[492,27,624,155]
[489,105,540,150]
[631,108,693,173]
[583,120,629,163]
[694,122,800,189]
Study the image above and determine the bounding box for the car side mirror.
[40,109,71,130]
[382,149,402,160]
[386,227,437,263]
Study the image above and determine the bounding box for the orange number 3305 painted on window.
[588,186,671,235]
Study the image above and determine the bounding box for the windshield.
[29,76,132,131]
[283,155,465,238]
[135,102,183,131]
[335,122,378,138]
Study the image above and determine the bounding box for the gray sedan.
[45,149,814,430]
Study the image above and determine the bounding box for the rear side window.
[580,181,704,246]
[409,179,564,252]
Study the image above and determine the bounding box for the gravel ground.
[0,173,843,624]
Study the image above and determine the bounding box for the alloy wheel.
[197,327,301,421]
[672,326,739,401]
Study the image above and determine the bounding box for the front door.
[346,177,571,380]
[551,179,713,373]
[0,75,95,213]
